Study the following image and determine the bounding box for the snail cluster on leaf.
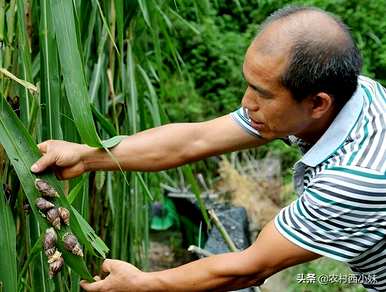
[35,178,83,277]
[35,178,59,198]
[44,228,64,277]
[34,178,70,229]
[63,232,84,257]
[47,250,64,278]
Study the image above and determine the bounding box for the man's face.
[241,40,312,140]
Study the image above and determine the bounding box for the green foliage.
[163,0,386,118]
[0,185,17,292]
[0,0,384,290]
[1,0,210,289]
[0,97,98,281]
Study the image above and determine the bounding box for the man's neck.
[296,106,340,145]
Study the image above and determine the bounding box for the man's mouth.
[250,119,264,130]
[244,109,264,130]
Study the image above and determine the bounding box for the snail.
[47,250,62,264]
[36,197,55,212]
[63,233,83,257]
[43,228,57,257]
[34,178,59,198]
[48,256,64,278]
[58,207,70,225]
[46,208,61,230]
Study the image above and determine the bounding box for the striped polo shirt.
[231,76,386,291]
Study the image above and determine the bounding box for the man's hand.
[79,220,321,292]
[80,259,147,292]
[31,140,91,179]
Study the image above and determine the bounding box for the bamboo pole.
[208,209,261,292]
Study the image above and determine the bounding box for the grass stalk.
[4,0,16,69]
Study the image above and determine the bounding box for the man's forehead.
[243,41,288,78]
[253,10,348,53]
[252,21,294,56]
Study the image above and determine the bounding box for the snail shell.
[47,250,62,264]
[36,197,55,212]
[48,256,64,278]
[47,208,61,230]
[58,207,70,225]
[63,233,84,257]
[45,247,56,258]
[44,228,57,257]
[34,178,59,198]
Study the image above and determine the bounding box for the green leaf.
[168,7,200,35]
[94,0,119,55]
[91,104,117,137]
[138,65,161,127]
[50,0,101,147]
[67,175,87,204]
[138,0,151,28]
[0,97,108,281]
[16,0,34,126]
[0,185,17,292]
[18,234,44,287]
[102,135,128,149]
[39,0,62,140]
[182,165,210,228]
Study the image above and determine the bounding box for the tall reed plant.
[0,0,209,291]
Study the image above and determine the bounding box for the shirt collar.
[301,83,364,167]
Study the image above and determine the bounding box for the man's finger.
[60,163,84,179]
[37,141,49,154]
[93,276,101,281]
[80,279,105,291]
[30,154,56,173]
[101,259,115,273]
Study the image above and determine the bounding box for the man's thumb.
[31,155,55,173]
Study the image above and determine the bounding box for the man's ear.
[309,92,334,119]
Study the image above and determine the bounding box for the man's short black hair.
[261,5,363,108]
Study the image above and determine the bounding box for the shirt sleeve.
[230,107,261,138]
[274,165,386,262]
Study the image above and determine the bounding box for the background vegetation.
[0,0,384,291]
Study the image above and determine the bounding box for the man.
[31,6,386,292]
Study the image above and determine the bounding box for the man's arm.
[80,220,321,291]
[31,114,269,178]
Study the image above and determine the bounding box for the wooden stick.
[208,209,238,252]
[187,245,213,258]
[208,209,261,292]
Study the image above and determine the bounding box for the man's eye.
[252,88,264,98]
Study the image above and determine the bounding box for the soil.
[148,230,196,271]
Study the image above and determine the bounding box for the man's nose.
[241,88,259,111]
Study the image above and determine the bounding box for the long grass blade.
[17,233,43,287]
[50,0,101,147]
[182,165,210,227]
[91,104,117,137]
[0,186,17,292]
[137,0,151,28]
[0,97,104,281]
[0,68,38,94]
[94,0,119,55]
[16,0,33,125]
[39,0,62,140]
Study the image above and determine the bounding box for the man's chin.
[258,130,282,141]
[257,130,273,140]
